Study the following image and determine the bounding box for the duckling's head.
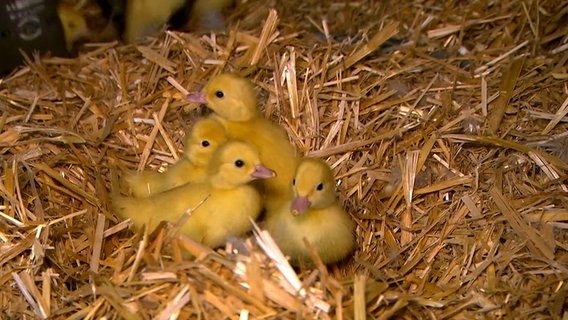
[186,117,227,166]
[186,74,259,121]
[289,158,337,215]
[208,140,275,189]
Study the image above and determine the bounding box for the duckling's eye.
[292,179,296,186]
[316,183,324,191]
[234,159,244,167]
[201,140,210,147]
[215,91,224,98]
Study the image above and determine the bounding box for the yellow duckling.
[186,73,298,211]
[125,117,227,197]
[264,158,356,265]
[56,3,90,53]
[122,0,233,43]
[113,140,275,248]
[123,0,187,43]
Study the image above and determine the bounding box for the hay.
[1,0,568,318]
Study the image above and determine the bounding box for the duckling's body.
[126,158,195,198]
[113,140,275,248]
[187,74,298,210]
[125,117,226,198]
[265,158,355,265]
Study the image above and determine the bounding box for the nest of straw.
[1,0,568,318]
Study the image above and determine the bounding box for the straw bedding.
[1,0,567,318]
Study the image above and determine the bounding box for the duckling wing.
[161,158,207,187]
[124,158,206,198]
[113,183,211,232]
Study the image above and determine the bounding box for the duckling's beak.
[186,92,207,104]
[251,165,276,179]
[290,196,310,215]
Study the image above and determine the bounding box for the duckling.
[123,0,189,43]
[113,140,276,248]
[264,158,355,265]
[123,0,234,42]
[56,3,90,53]
[186,73,298,211]
[125,117,227,197]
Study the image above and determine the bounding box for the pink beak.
[290,195,310,215]
[186,92,207,104]
[251,165,276,179]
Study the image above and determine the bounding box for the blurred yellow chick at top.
[264,158,356,266]
[125,117,227,198]
[123,0,233,43]
[123,0,187,43]
[186,74,299,211]
[56,3,90,53]
[113,140,275,248]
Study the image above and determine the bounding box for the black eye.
[292,179,295,186]
[234,160,244,167]
[215,91,224,98]
[201,140,210,147]
[316,183,324,191]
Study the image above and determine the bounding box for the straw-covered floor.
[1,0,568,318]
